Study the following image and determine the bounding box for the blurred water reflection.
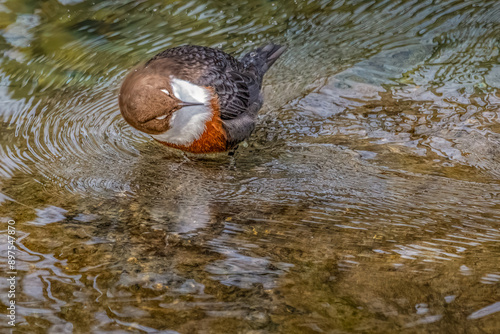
[1,0,500,332]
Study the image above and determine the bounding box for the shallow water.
[1,0,500,332]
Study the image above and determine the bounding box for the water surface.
[1,0,500,332]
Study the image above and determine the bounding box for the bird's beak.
[179,101,205,107]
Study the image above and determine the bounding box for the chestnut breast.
[157,94,229,153]
[149,81,229,153]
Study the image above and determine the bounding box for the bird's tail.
[241,43,286,78]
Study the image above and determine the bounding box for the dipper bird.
[118,44,286,153]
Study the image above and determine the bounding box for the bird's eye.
[160,89,170,96]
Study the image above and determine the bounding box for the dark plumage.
[119,43,286,153]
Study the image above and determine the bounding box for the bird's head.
[118,69,205,135]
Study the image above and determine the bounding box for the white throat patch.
[152,78,212,146]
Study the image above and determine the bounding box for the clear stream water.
[1,0,500,333]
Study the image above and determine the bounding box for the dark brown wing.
[200,70,256,120]
[147,45,260,120]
